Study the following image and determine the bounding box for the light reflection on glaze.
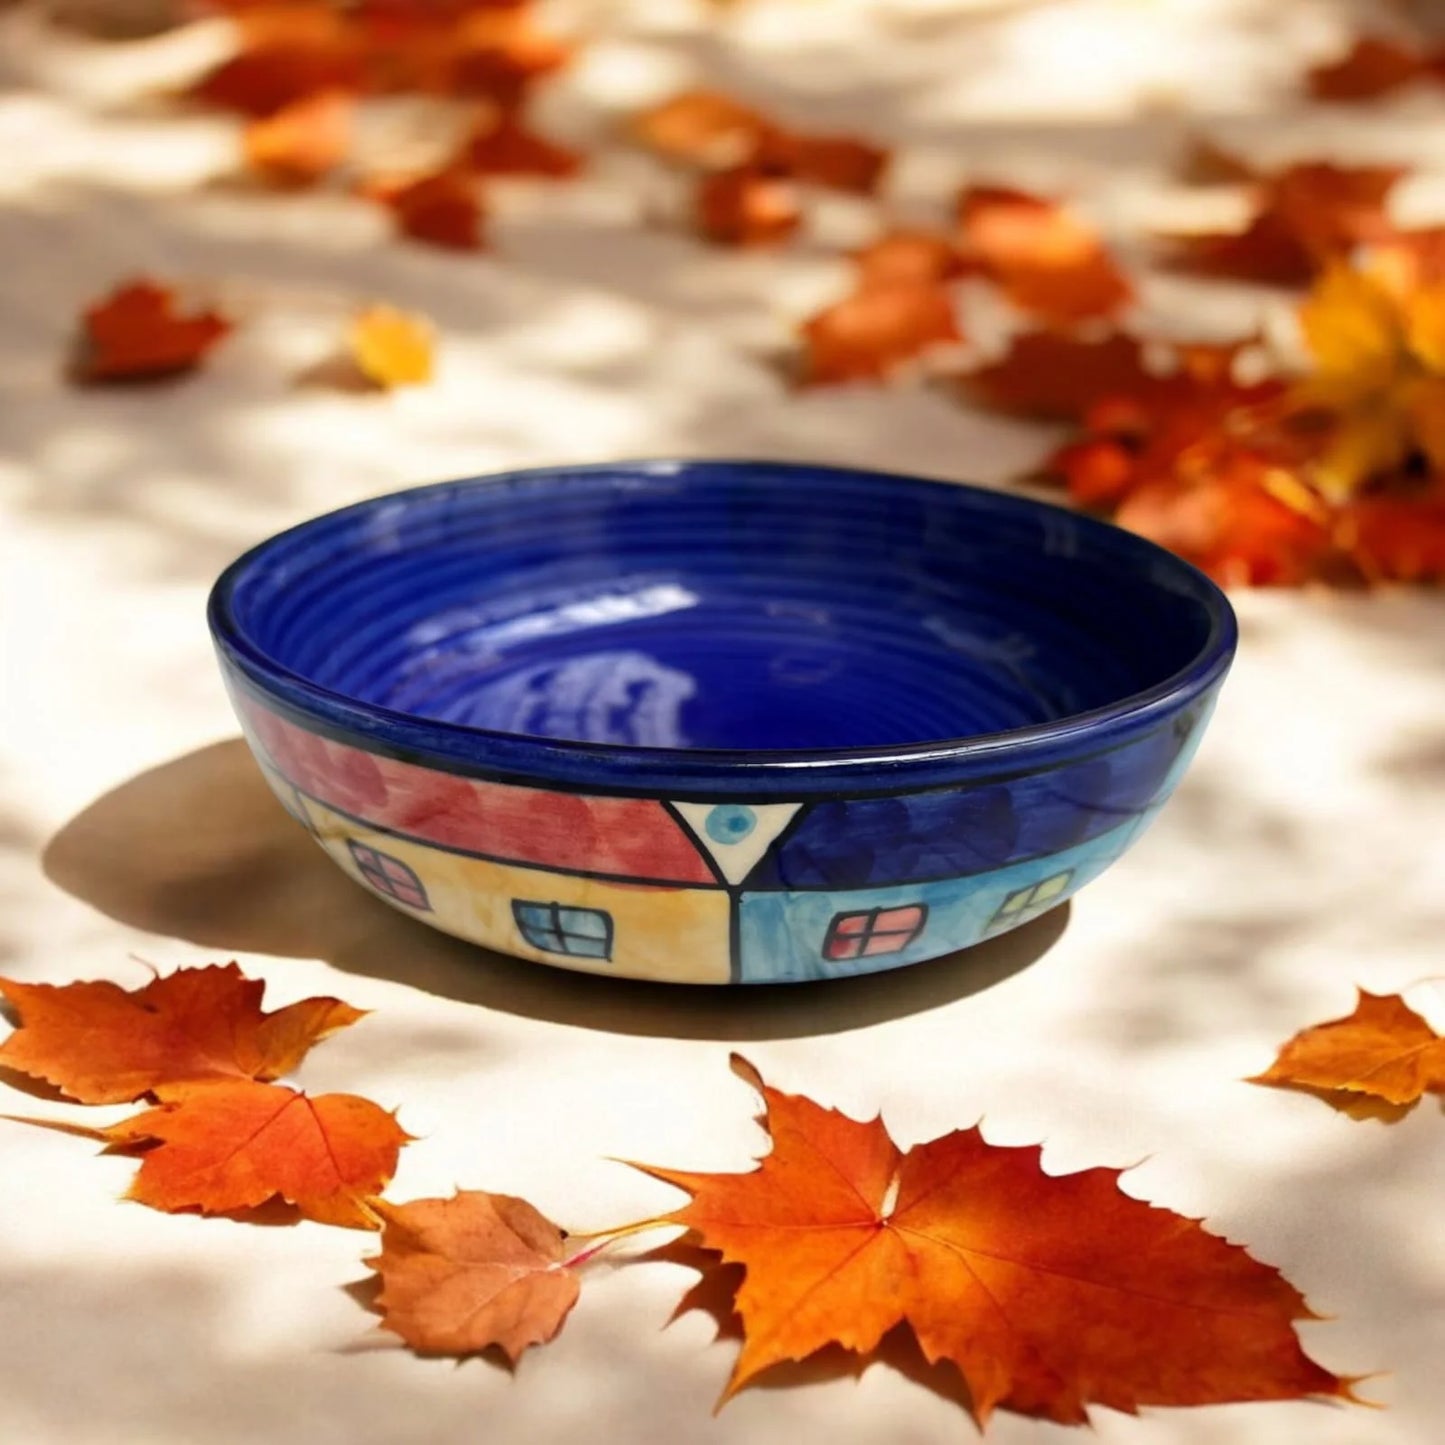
[455,650,698,747]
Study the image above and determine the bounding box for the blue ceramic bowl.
[209,460,1235,984]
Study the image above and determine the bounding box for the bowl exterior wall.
[222,663,1223,984]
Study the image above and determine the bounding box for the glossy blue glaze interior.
[214,461,1233,784]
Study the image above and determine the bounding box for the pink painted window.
[823,904,927,961]
[346,839,431,911]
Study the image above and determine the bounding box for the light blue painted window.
[512,900,613,960]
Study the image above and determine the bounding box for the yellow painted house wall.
[299,795,733,984]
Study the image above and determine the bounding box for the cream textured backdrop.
[2,1,1445,1441]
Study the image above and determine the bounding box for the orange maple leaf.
[631,90,773,168]
[1250,989,1445,1108]
[1165,162,1402,285]
[1024,337,1329,586]
[243,89,353,186]
[348,304,436,388]
[1112,454,1337,588]
[798,284,960,385]
[1041,343,1294,497]
[1307,37,1425,101]
[967,309,1445,588]
[378,169,487,249]
[957,186,1132,325]
[852,229,966,289]
[0,963,362,1103]
[367,1191,581,1360]
[460,109,580,178]
[963,325,1340,583]
[695,166,801,247]
[71,279,231,384]
[638,1056,1352,1425]
[103,1079,408,1228]
[1047,433,1140,508]
[755,129,889,195]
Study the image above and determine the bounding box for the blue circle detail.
[705,804,757,844]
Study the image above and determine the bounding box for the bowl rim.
[208,459,1237,796]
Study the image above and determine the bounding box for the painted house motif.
[237,692,1209,984]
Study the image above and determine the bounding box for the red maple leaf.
[192,8,362,116]
[695,166,801,246]
[1165,162,1403,284]
[71,279,232,383]
[755,130,889,194]
[376,169,487,249]
[959,331,1152,422]
[461,110,580,178]
[1307,37,1425,101]
[1337,481,1445,582]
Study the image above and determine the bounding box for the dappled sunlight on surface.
[3,0,1445,1440]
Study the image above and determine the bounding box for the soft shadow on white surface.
[41,738,1069,1040]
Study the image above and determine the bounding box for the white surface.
[3,1,1445,1442]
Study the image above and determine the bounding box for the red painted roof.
[241,700,718,885]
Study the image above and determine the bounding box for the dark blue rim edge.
[207,460,1238,797]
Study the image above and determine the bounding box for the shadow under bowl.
[207,459,1236,984]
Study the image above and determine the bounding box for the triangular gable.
[670,802,803,885]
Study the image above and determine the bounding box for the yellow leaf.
[1298,263,1403,394]
[1292,262,1445,496]
[348,305,435,389]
